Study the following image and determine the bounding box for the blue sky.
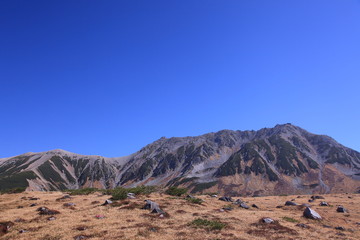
[1,0,360,158]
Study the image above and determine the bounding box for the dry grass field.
[0,191,359,240]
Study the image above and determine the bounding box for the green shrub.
[186,197,203,204]
[165,186,188,196]
[282,217,299,223]
[126,185,157,195]
[0,187,26,194]
[111,188,128,200]
[189,218,226,230]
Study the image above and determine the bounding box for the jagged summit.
[0,124,359,195]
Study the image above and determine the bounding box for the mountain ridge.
[1,123,359,195]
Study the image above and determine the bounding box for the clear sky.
[1,0,359,158]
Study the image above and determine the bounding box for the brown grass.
[0,191,359,239]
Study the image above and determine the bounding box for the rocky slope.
[1,124,359,195]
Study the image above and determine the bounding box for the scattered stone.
[186,195,195,199]
[291,199,296,201]
[95,215,105,219]
[19,229,27,233]
[74,235,90,240]
[17,206,24,209]
[159,214,164,218]
[218,197,233,202]
[303,207,322,220]
[308,199,314,203]
[239,202,250,209]
[47,216,56,221]
[323,225,332,228]
[14,218,25,223]
[262,218,274,224]
[252,204,259,209]
[76,226,87,231]
[0,222,14,237]
[276,205,283,208]
[337,206,348,213]
[319,201,329,206]
[101,199,113,206]
[37,207,60,215]
[219,208,225,212]
[127,193,136,199]
[29,197,39,200]
[296,223,310,229]
[356,222,360,225]
[335,226,345,231]
[234,199,243,204]
[211,194,218,198]
[30,203,37,207]
[63,203,76,207]
[311,195,325,200]
[285,201,298,206]
[348,196,352,199]
[56,195,71,201]
[336,233,346,236]
[142,200,165,214]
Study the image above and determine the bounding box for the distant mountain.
[1,124,359,195]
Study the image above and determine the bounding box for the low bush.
[0,187,26,194]
[165,186,188,196]
[282,217,299,223]
[189,218,226,230]
[186,197,203,205]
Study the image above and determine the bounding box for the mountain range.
[1,123,359,196]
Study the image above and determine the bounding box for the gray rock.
[296,223,310,228]
[127,193,136,199]
[337,206,348,213]
[319,201,329,206]
[143,200,165,214]
[101,199,113,206]
[335,226,345,231]
[311,195,325,200]
[285,201,298,206]
[262,218,274,224]
[239,202,250,209]
[219,197,233,202]
[252,204,259,209]
[211,195,218,198]
[186,195,195,199]
[303,207,322,220]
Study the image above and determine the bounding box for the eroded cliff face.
[1,124,359,195]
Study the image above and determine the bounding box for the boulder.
[296,223,310,229]
[311,195,325,200]
[127,193,136,199]
[261,218,274,224]
[337,206,348,213]
[335,226,345,231]
[285,201,298,206]
[218,197,233,202]
[37,207,60,215]
[142,200,165,214]
[239,202,250,209]
[303,207,322,220]
[63,203,76,207]
[319,201,329,206]
[101,199,113,206]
